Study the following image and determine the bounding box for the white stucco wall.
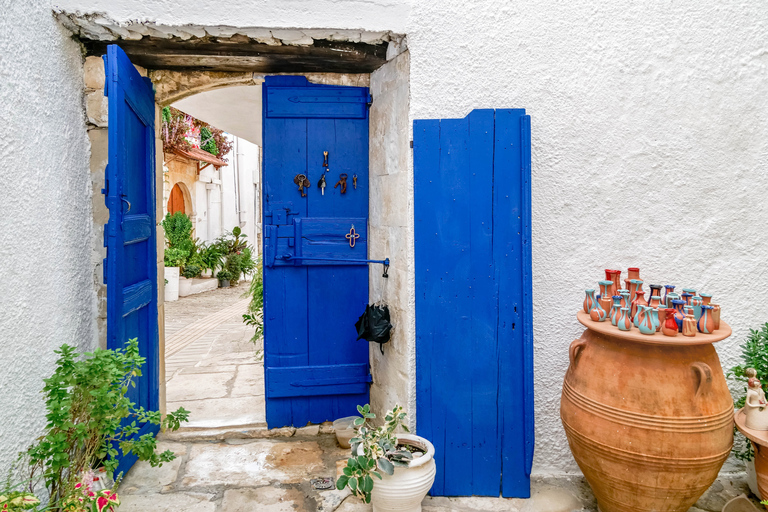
[219,136,260,251]
[0,0,93,470]
[5,0,767,479]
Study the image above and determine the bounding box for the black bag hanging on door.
[355,304,393,353]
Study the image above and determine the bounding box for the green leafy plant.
[199,126,218,156]
[242,257,264,342]
[163,248,188,268]
[161,107,232,162]
[728,323,768,461]
[0,491,40,511]
[181,265,201,279]
[25,340,189,507]
[199,244,224,275]
[336,405,411,504]
[216,269,232,281]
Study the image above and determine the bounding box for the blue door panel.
[263,76,370,428]
[104,44,159,477]
[414,109,533,498]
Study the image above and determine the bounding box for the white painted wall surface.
[0,0,93,470]
[4,0,766,479]
[219,136,260,253]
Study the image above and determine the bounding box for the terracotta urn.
[562,312,733,512]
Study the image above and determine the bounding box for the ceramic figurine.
[590,301,607,322]
[691,295,703,321]
[711,303,721,330]
[682,311,697,337]
[617,307,632,331]
[583,289,597,314]
[637,306,656,335]
[627,267,640,281]
[629,279,644,304]
[598,280,613,315]
[662,309,678,336]
[648,284,662,305]
[672,299,686,332]
[610,296,622,326]
[700,293,712,305]
[698,305,715,334]
[657,307,668,332]
[618,289,630,309]
[681,292,693,306]
[609,270,622,297]
[665,292,681,309]
[631,290,647,324]
[663,285,675,308]
[744,369,768,431]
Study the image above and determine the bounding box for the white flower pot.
[367,434,436,512]
[164,266,180,302]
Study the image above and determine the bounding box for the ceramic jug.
[698,305,715,334]
[617,307,632,331]
[583,289,597,314]
[610,296,622,326]
[662,309,678,336]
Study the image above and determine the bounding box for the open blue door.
[262,76,373,427]
[414,109,534,497]
[103,45,159,477]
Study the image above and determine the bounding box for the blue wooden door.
[414,109,533,497]
[262,76,371,427]
[104,45,159,476]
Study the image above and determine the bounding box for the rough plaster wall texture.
[407,0,768,475]
[53,0,409,36]
[0,1,93,469]
[368,51,414,427]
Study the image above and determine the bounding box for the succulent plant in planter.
[337,404,435,511]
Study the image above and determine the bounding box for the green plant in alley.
[161,212,193,253]
[199,126,218,156]
[216,269,232,281]
[728,323,768,461]
[336,405,411,503]
[163,248,187,268]
[25,339,189,509]
[242,256,264,342]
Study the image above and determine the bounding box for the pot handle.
[691,362,713,399]
[569,338,587,368]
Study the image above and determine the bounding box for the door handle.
[120,195,131,213]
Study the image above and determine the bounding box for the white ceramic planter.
[164,266,180,302]
[368,434,436,512]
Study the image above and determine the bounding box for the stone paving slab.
[168,395,266,429]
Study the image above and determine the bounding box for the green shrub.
[25,340,188,507]
[164,248,188,268]
[216,269,232,281]
[182,265,201,279]
[242,257,264,342]
[161,212,193,251]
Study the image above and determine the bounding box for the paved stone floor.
[164,284,265,429]
[118,285,759,511]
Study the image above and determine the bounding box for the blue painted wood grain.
[262,76,370,427]
[414,109,533,498]
[104,45,160,478]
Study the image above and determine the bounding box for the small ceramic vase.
[691,295,703,321]
[682,312,697,337]
[618,289,630,309]
[629,279,644,304]
[681,292,693,306]
[662,309,678,336]
[583,289,597,314]
[610,296,622,326]
[610,270,622,298]
[631,290,647,324]
[598,280,614,316]
[590,301,607,322]
[672,299,686,332]
[711,304,721,330]
[663,285,675,308]
[665,292,681,309]
[657,307,668,332]
[648,284,662,305]
[617,307,632,331]
[637,306,656,335]
[627,267,640,281]
[698,305,715,334]
[700,293,712,306]
[682,287,697,298]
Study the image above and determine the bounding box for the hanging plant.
[161,107,233,162]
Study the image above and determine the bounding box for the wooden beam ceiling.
[83,37,388,73]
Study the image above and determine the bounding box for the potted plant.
[729,323,768,499]
[337,405,435,511]
[163,247,187,302]
[217,269,232,288]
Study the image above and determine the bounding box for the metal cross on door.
[262,76,373,428]
[103,45,160,477]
